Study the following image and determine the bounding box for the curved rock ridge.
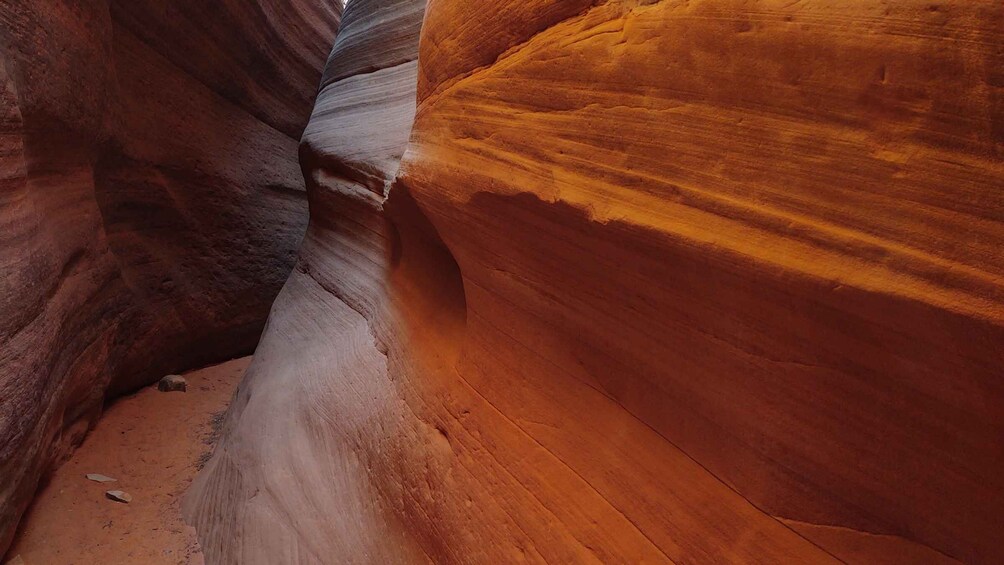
[0,0,340,555]
[191,0,1002,563]
[185,1,435,562]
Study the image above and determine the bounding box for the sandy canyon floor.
[3,357,250,565]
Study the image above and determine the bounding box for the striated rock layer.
[186,1,434,561]
[0,0,339,555]
[190,1,1003,564]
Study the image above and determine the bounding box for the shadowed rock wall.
[185,1,434,561]
[0,0,340,555]
[196,0,1000,563]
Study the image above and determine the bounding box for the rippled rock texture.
[0,0,339,555]
[191,0,1002,563]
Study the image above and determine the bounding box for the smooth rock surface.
[0,0,340,555]
[186,3,431,563]
[189,0,1002,564]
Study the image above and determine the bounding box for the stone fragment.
[6,555,24,565]
[85,474,116,483]
[105,491,132,504]
[157,375,187,393]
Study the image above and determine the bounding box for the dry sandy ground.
[3,357,251,565]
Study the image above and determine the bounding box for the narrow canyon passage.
[2,1,1003,564]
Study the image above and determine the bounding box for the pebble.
[105,490,132,503]
[157,375,187,393]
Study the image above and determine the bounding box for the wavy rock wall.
[185,0,434,561]
[190,0,1002,563]
[0,0,339,555]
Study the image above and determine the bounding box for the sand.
[4,357,250,565]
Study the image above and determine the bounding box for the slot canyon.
[1,0,1001,563]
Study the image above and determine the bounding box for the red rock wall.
[0,0,340,555]
[403,1,1004,563]
[197,0,1000,563]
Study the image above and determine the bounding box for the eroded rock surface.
[186,1,433,562]
[190,0,1002,563]
[0,0,340,555]
[400,1,1004,563]
[194,0,997,563]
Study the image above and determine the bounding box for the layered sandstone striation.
[0,0,339,555]
[186,0,434,561]
[401,1,1004,563]
[190,0,1003,563]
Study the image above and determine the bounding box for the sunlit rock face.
[197,0,998,563]
[0,0,339,555]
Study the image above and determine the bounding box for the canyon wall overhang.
[189,0,997,563]
[0,0,340,555]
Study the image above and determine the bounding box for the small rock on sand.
[157,374,187,392]
[105,490,132,503]
[85,473,116,483]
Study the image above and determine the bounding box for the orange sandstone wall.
[191,1,1002,563]
[0,0,339,555]
[401,1,1004,562]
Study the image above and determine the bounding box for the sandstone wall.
[186,0,434,561]
[191,0,1002,563]
[0,0,339,555]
